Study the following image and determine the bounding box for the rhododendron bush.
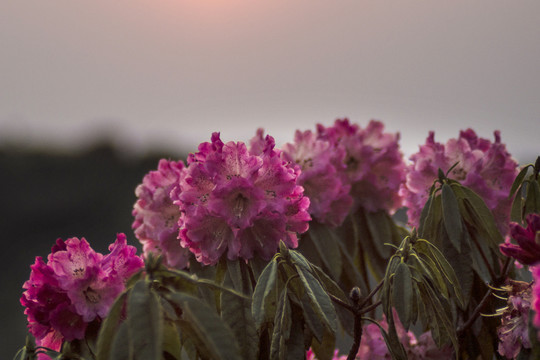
[15,119,540,360]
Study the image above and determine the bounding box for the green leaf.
[294,263,338,333]
[286,303,307,360]
[509,165,531,199]
[510,186,523,223]
[306,221,343,280]
[96,292,127,360]
[415,239,465,308]
[270,289,291,360]
[392,261,413,330]
[167,292,241,360]
[525,179,540,216]
[252,259,278,329]
[453,184,503,248]
[221,273,259,359]
[441,183,464,252]
[310,328,337,360]
[365,210,394,260]
[110,321,131,360]
[162,320,182,360]
[127,280,163,360]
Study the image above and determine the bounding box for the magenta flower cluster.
[172,132,311,265]
[496,281,532,359]
[282,119,406,227]
[132,158,191,269]
[500,214,540,266]
[400,129,518,233]
[306,309,451,359]
[20,235,143,353]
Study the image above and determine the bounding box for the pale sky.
[1,0,539,161]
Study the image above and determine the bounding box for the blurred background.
[1,0,539,357]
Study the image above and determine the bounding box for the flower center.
[84,287,101,304]
[233,193,249,218]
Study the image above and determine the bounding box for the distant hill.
[0,143,186,359]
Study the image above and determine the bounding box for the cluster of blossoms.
[173,132,311,265]
[282,119,406,227]
[400,129,519,234]
[307,309,451,359]
[132,159,190,269]
[495,280,532,359]
[498,213,540,357]
[20,234,143,352]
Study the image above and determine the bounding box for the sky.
[1,0,539,161]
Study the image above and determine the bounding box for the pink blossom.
[500,213,540,266]
[317,119,406,214]
[400,129,518,234]
[496,280,532,359]
[282,129,353,227]
[306,348,347,360]
[132,159,190,269]
[21,235,144,356]
[532,266,540,335]
[173,132,310,265]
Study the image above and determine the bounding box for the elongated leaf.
[221,274,258,359]
[418,193,434,236]
[415,239,464,308]
[162,320,182,360]
[294,264,338,333]
[392,261,413,330]
[167,292,241,360]
[110,321,131,360]
[307,221,343,280]
[510,186,524,223]
[96,291,128,360]
[286,303,307,360]
[127,280,163,360]
[365,210,394,259]
[441,183,464,252]
[252,259,278,328]
[509,165,531,199]
[270,289,291,360]
[310,263,354,334]
[311,328,337,360]
[454,184,503,247]
[525,179,540,216]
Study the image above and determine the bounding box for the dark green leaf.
[509,165,531,199]
[221,273,259,359]
[365,210,394,259]
[270,289,291,360]
[525,179,540,216]
[286,303,307,360]
[307,221,343,280]
[127,280,163,360]
[252,259,278,328]
[392,261,413,330]
[454,184,503,247]
[110,321,131,360]
[96,292,127,360]
[415,239,465,308]
[162,321,182,360]
[510,186,523,223]
[310,328,337,360]
[168,292,241,360]
[441,183,464,252]
[294,263,338,333]
[418,193,433,236]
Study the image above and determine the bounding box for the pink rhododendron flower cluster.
[532,266,540,337]
[281,128,352,227]
[171,132,311,265]
[307,310,452,359]
[496,280,532,359]
[400,129,518,233]
[132,159,191,269]
[20,235,143,354]
[500,213,540,266]
[317,119,407,214]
